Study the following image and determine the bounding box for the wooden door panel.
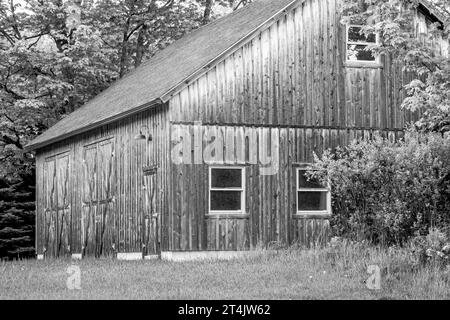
[56,154,70,256]
[44,209,57,257]
[57,208,70,255]
[94,202,115,257]
[97,140,115,256]
[98,140,114,201]
[43,158,56,256]
[43,153,71,258]
[143,174,159,255]
[82,139,115,257]
[144,215,159,255]
[83,146,98,203]
[81,204,96,256]
[82,145,98,256]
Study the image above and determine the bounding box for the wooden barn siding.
[168,0,421,130]
[415,9,449,58]
[35,0,450,256]
[167,123,403,251]
[36,105,170,257]
[165,0,420,250]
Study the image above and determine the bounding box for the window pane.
[211,168,242,188]
[348,26,376,43]
[210,191,242,211]
[297,191,327,211]
[298,170,324,189]
[347,44,375,61]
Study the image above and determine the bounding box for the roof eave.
[25,98,163,152]
[418,0,447,25]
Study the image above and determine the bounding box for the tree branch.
[125,22,144,41]
[1,133,23,149]
[0,29,15,45]
[9,0,22,40]
[0,82,26,100]
[27,35,42,49]
[202,0,214,25]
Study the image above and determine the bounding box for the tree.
[341,0,450,134]
[0,159,35,258]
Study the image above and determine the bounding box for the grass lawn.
[1,248,449,300]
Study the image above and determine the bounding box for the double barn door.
[43,138,160,258]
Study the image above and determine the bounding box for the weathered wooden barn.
[26,0,449,259]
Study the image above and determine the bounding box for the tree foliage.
[341,0,450,133]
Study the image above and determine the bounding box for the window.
[296,168,331,215]
[346,25,378,62]
[209,167,245,214]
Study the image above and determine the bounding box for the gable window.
[296,168,331,216]
[209,167,245,214]
[346,25,379,62]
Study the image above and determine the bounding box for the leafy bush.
[307,130,450,246]
[407,228,450,268]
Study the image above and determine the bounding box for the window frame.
[345,24,380,64]
[295,167,331,216]
[208,166,246,215]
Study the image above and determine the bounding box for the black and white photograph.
[0,0,449,305]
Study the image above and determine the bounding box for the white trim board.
[117,252,143,261]
[161,250,274,262]
[144,255,160,260]
[71,253,82,260]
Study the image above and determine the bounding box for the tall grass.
[0,243,448,300]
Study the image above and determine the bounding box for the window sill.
[344,61,383,69]
[206,213,250,219]
[294,213,331,219]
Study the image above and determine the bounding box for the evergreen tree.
[0,154,35,259]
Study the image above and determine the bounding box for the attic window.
[346,25,378,62]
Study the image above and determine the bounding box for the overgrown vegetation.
[307,131,450,247]
[302,0,450,271]
[304,0,450,272]
[341,0,450,133]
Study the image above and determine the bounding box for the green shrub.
[307,130,450,246]
[407,228,450,268]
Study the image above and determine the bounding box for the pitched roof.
[26,0,296,151]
